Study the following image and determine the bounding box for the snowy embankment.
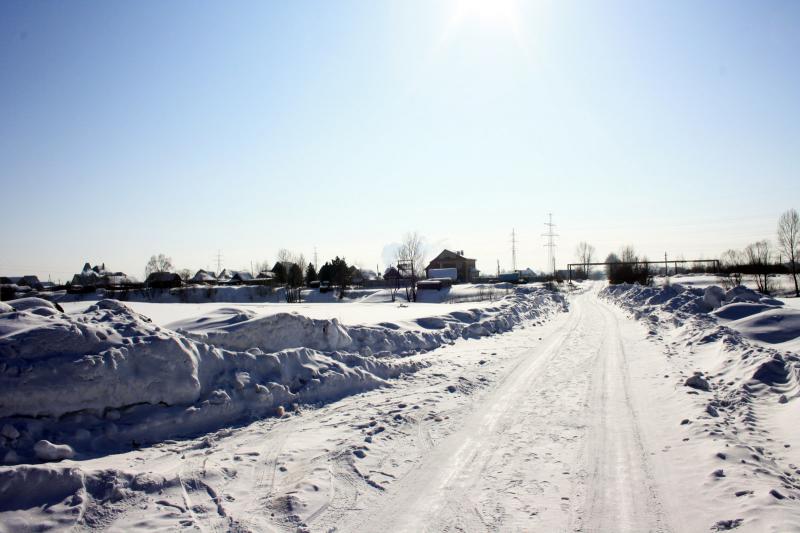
[602,282,800,354]
[601,282,800,508]
[0,288,565,466]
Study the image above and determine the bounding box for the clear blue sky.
[1,0,798,281]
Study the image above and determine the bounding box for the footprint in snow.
[712,518,743,530]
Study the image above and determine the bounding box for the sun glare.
[452,0,521,30]
[436,0,529,54]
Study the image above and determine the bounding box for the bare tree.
[295,253,308,278]
[395,232,427,302]
[275,249,294,264]
[145,254,173,277]
[253,260,271,276]
[720,249,744,289]
[395,232,427,278]
[275,250,307,274]
[778,208,800,297]
[744,240,773,294]
[177,268,192,281]
[620,245,637,263]
[575,242,595,279]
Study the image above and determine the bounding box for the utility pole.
[511,228,517,272]
[496,259,500,278]
[542,213,558,278]
[665,252,669,278]
[313,247,319,270]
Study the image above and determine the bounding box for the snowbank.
[170,308,355,353]
[171,287,562,357]
[0,288,565,464]
[722,308,800,345]
[601,282,800,420]
[601,282,800,514]
[0,299,203,418]
[601,283,799,346]
[0,299,414,463]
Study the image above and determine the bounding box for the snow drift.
[601,282,800,509]
[599,284,800,394]
[171,288,563,356]
[0,287,565,464]
[600,282,800,424]
[601,282,799,347]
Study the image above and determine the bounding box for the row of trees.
[267,252,354,301]
[605,246,653,285]
[572,209,799,296]
[718,209,799,295]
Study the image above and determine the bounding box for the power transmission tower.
[511,228,518,272]
[542,213,558,278]
[215,250,223,274]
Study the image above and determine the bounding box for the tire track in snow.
[572,297,670,532]
[338,299,588,532]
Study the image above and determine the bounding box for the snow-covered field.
[56,284,515,327]
[59,299,505,330]
[1,279,799,531]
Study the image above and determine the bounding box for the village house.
[228,271,254,284]
[0,275,42,289]
[257,270,276,280]
[70,263,137,289]
[425,249,479,283]
[145,272,182,289]
[383,266,402,281]
[191,269,217,283]
[271,261,298,276]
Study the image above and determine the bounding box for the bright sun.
[451,0,521,30]
[439,0,528,52]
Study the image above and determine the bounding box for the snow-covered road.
[67,288,679,532]
[4,286,798,532]
[342,289,668,532]
[341,290,664,531]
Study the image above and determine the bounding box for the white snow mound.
[0,288,565,463]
